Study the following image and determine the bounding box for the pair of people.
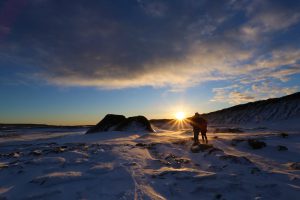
[188,112,208,144]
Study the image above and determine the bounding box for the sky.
[0,0,300,125]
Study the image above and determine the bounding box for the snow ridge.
[203,92,300,129]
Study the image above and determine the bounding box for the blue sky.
[0,0,300,125]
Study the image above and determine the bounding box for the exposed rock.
[220,154,252,165]
[248,139,266,149]
[277,145,288,151]
[215,194,222,199]
[162,153,191,168]
[289,162,300,170]
[52,146,67,153]
[135,143,156,149]
[86,114,126,133]
[231,138,246,146]
[114,116,154,132]
[135,143,147,147]
[279,132,289,138]
[8,152,21,158]
[174,158,190,164]
[191,144,213,153]
[86,114,154,133]
[30,150,42,156]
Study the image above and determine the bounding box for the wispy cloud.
[246,0,300,32]
[211,82,298,104]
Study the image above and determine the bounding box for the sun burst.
[175,111,185,120]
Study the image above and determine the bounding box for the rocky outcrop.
[190,144,213,153]
[114,116,154,132]
[248,139,266,149]
[277,145,288,151]
[86,114,126,134]
[289,162,300,170]
[86,114,154,134]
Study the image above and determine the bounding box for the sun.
[175,111,185,120]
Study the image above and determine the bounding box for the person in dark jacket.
[189,112,208,144]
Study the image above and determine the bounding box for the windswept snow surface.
[0,126,300,199]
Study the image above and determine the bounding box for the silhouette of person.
[189,112,208,144]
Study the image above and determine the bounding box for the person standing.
[189,112,208,144]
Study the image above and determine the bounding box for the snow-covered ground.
[0,126,300,199]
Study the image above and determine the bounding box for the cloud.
[268,67,300,82]
[0,0,300,94]
[211,81,298,104]
[246,0,300,32]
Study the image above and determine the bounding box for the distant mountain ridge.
[0,124,91,132]
[202,92,300,129]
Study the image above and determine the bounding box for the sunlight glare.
[175,112,185,120]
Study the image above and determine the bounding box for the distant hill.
[150,92,300,131]
[202,92,300,130]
